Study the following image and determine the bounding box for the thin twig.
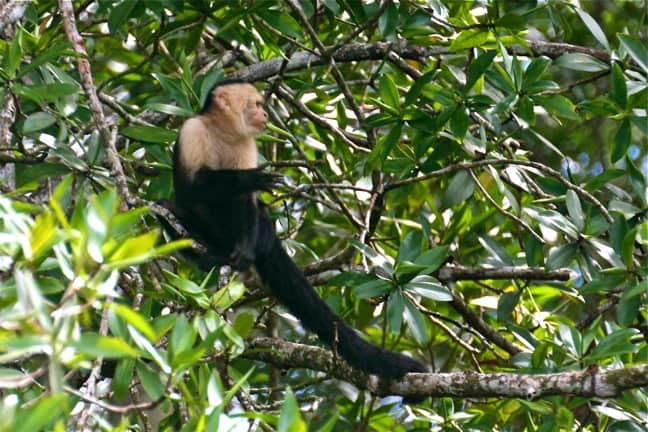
[468,169,545,243]
[385,158,613,223]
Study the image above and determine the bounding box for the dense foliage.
[0,1,646,431]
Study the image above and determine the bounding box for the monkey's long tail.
[254,235,427,380]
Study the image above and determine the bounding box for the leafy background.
[0,1,646,431]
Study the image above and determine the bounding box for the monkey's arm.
[193,168,281,195]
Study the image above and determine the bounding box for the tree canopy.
[0,1,646,431]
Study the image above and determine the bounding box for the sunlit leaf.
[403,297,428,345]
[112,303,158,342]
[278,388,307,432]
[405,275,452,301]
[22,112,56,134]
[387,289,405,333]
[554,53,608,72]
[69,333,138,358]
[576,8,610,50]
[618,34,648,73]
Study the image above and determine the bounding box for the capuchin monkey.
[169,79,427,385]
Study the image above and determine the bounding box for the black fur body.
[170,81,427,381]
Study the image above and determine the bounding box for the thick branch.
[438,265,571,282]
[244,337,648,400]
[0,0,27,36]
[231,40,609,82]
[58,0,131,205]
[448,294,522,356]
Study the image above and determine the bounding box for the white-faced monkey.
[170,79,427,384]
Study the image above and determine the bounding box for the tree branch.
[385,158,613,223]
[438,265,571,282]
[244,337,648,400]
[231,40,609,83]
[58,0,131,206]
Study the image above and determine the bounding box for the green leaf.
[377,121,402,165]
[479,236,514,266]
[261,10,302,38]
[12,394,68,432]
[517,95,536,125]
[575,8,610,50]
[559,323,582,357]
[611,118,631,163]
[630,115,648,136]
[534,94,579,120]
[350,240,394,272]
[387,290,405,333]
[610,62,627,109]
[617,294,640,327]
[556,406,575,430]
[583,238,624,268]
[625,156,647,206]
[212,280,246,310]
[587,328,638,362]
[106,230,159,268]
[579,273,626,295]
[450,29,490,51]
[525,80,561,94]
[136,361,166,400]
[523,57,552,86]
[618,34,648,73]
[111,303,158,342]
[108,0,137,33]
[233,312,255,338]
[525,234,544,267]
[69,333,138,358]
[378,1,398,37]
[397,230,423,263]
[444,171,475,207]
[112,207,148,238]
[565,189,585,231]
[413,246,449,273]
[13,83,79,106]
[112,358,135,401]
[354,278,392,299]
[547,243,578,270]
[18,42,71,79]
[170,314,196,359]
[554,53,608,72]
[278,388,306,432]
[121,125,177,143]
[145,102,194,117]
[379,75,400,110]
[465,51,497,93]
[450,106,469,139]
[404,70,437,106]
[497,290,521,322]
[5,26,22,78]
[153,73,191,110]
[405,275,452,301]
[403,297,428,345]
[524,207,579,239]
[495,13,525,30]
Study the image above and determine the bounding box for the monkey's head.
[202,81,268,140]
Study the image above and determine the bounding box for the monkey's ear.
[214,88,231,110]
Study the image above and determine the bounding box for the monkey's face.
[242,92,268,137]
[212,84,267,139]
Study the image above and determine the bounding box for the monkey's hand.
[194,168,283,194]
[253,170,284,191]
